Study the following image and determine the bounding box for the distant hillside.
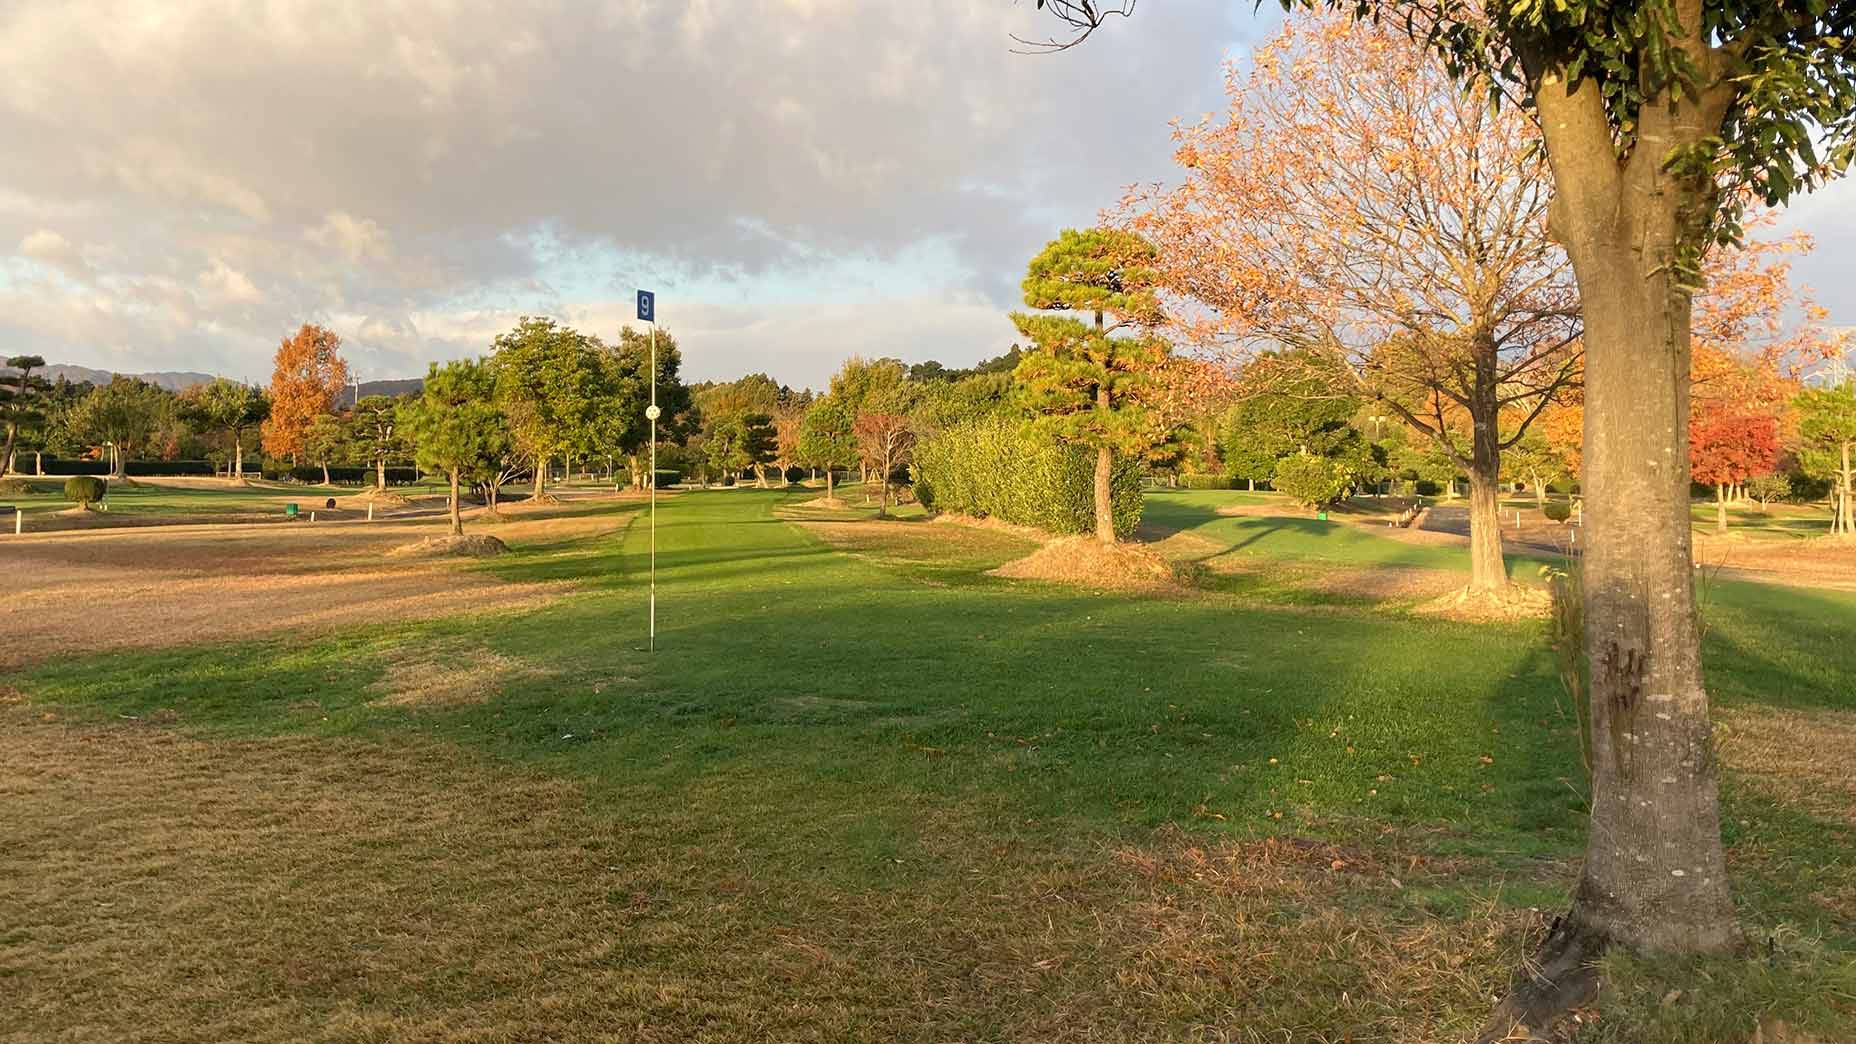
[1,365,425,399]
[356,378,424,399]
[0,363,217,391]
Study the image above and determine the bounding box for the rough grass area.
[0,507,624,672]
[3,487,1853,1042]
[0,715,1552,1043]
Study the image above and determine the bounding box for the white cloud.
[16,227,94,281]
[307,212,394,262]
[0,0,1260,380]
[196,258,262,305]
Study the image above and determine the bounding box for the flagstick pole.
[649,319,658,653]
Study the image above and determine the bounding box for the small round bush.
[1271,454,1351,510]
[64,475,107,508]
[1542,499,1573,523]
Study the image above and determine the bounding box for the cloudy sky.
[2,2,1850,390]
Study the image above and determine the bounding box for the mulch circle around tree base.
[988,536,1187,594]
[389,535,510,558]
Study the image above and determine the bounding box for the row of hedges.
[912,418,1143,538]
[1177,474,1274,491]
[267,465,421,486]
[22,459,260,477]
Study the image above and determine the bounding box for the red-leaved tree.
[1689,406,1780,533]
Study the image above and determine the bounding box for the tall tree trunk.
[1093,444,1115,545]
[825,468,835,500]
[1,424,15,474]
[1561,242,1737,954]
[1716,485,1729,534]
[377,456,387,490]
[321,461,330,485]
[35,450,44,475]
[1465,466,1507,591]
[1094,374,1116,544]
[1838,443,1853,536]
[1532,472,1548,512]
[448,469,462,536]
[1465,366,1508,591]
[533,454,547,499]
[231,435,245,485]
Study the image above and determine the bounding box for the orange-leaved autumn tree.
[261,323,349,465]
[1545,228,1836,501]
[1689,404,1780,533]
[1125,12,1580,594]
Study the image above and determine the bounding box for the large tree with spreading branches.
[1026,0,1856,1032]
[1126,14,1580,593]
[261,324,348,465]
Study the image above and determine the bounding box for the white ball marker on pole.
[638,289,659,652]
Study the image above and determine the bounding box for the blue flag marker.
[636,289,655,323]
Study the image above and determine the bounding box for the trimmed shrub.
[913,418,1143,537]
[1542,500,1573,523]
[1179,475,1237,490]
[1271,454,1351,509]
[64,475,107,508]
[653,468,683,488]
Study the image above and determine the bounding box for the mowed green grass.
[4,487,1852,1042]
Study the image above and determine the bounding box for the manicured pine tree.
[1010,228,1172,544]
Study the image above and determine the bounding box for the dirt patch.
[390,534,510,558]
[1699,535,1856,592]
[369,639,536,708]
[989,536,1186,594]
[1719,706,1856,827]
[0,522,573,672]
[800,495,849,509]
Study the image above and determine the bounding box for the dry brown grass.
[1719,707,1856,828]
[0,716,1537,1044]
[1699,537,1856,592]
[368,638,539,708]
[0,521,573,672]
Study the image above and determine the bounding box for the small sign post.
[638,289,658,652]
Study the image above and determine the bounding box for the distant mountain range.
[0,363,219,391]
[0,364,425,399]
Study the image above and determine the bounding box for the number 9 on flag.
[636,289,655,323]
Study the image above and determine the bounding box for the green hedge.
[63,475,107,506]
[1178,475,1237,490]
[913,418,1143,537]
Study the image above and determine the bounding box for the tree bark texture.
[448,469,462,536]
